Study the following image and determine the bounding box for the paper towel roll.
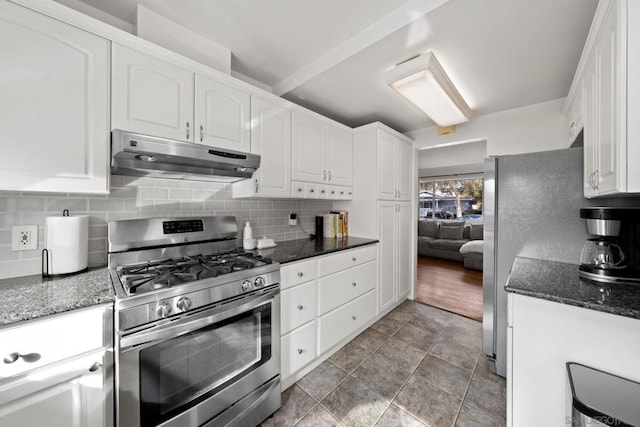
[44,215,89,275]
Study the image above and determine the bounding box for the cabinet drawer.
[318,261,376,315]
[319,245,377,277]
[281,281,316,335]
[318,290,377,354]
[0,306,106,379]
[281,321,316,379]
[281,259,317,290]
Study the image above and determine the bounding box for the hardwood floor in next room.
[416,257,483,322]
[261,300,505,427]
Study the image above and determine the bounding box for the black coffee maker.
[579,207,640,284]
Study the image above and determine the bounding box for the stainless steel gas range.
[107,216,281,427]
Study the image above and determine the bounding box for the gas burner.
[116,251,274,295]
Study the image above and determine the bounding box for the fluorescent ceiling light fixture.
[385,52,472,127]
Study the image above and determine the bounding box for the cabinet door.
[112,43,194,142]
[377,131,397,200]
[377,201,396,312]
[0,350,107,427]
[396,140,413,201]
[583,54,598,198]
[0,1,109,194]
[396,202,412,300]
[326,123,353,186]
[292,111,326,183]
[195,75,250,152]
[251,96,291,197]
[594,5,621,195]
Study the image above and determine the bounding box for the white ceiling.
[58,0,598,133]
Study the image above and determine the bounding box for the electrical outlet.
[11,225,38,251]
[289,213,297,226]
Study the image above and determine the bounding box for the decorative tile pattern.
[0,177,333,278]
[321,376,389,427]
[394,376,462,427]
[297,360,348,401]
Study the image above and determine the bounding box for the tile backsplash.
[0,175,333,279]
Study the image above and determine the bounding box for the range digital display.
[162,219,204,234]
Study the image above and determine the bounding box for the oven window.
[139,302,272,426]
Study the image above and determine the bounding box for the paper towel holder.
[41,209,88,278]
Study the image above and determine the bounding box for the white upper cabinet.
[292,110,327,183]
[575,0,640,197]
[292,110,353,188]
[0,0,110,194]
[195,75,251,152]
[377,128,412,201]
[232,96,291,198]
[112,43,194,142]
[326,124,354,187]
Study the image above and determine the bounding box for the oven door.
[116,288,280,427]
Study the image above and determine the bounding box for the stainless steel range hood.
[111,130,260,182]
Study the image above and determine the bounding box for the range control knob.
[176,297,192,312]
[241,280,252,291]
[156,301,172,318]
[254,277,265,288]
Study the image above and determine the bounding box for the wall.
[408,98,567,156]
[0,175,331,279]
[418,139,486,178]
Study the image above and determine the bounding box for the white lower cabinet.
[318,290,377,354]
[0,350,107,427]
[279,245,379,387]
[0,305,112,427]
[507,293,640,427]
[281,321,317,380]
[378,201,412,312]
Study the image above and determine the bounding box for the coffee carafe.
[579,207,640,284]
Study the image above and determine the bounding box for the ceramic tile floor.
[261,300,506,427]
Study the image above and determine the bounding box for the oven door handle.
[120,288,279,350]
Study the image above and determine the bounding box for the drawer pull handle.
[298,272,304,277]
[297,348,304,354]
[352,257,356,262]
[352,316,357,321]
[298,305,304,310]
[89,362,102,372]
[352,282,357,287]
[3,352,41,364]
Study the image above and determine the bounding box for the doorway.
[416,176,484,320]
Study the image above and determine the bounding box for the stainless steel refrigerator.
[482,147,591,377]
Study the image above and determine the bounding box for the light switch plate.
[11,225,38,251]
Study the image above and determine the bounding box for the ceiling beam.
[272,0,449,96]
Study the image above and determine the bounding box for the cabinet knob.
[352,282,357,287]
[255,179,259,194]
[298,272,303,277]
[186,122,190,139]
[200,125,204,142]
[310,188,315,193]
[298,187,303,192]
[297,348,304,354]
[89,362,102,372]
[352,316,357,321]
[3,352,41,364]
[328,171,332,181]
[352,257,356,262]
[323,170,327,181]
[298,305,304,310]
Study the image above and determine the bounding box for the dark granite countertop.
[253,236,379,264]
[0,267,115,327]
[505,257,640,320]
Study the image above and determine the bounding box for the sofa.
[418,220,483,270]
